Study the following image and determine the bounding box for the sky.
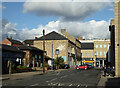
[1,0,114,41]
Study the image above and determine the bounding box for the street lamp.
[56,49,59,59]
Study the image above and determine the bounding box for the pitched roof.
[36,31,68,40]
[7,38,23,45]
[81,43,94,50]
[18,45,44,52]
[1,44,23,53]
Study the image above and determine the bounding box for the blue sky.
[2,2,114,30]
[1,1,115,41]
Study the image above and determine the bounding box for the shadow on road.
[105,77,120,87]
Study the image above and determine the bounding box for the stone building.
[24,30,81,68]
[80,39,110,67]
[61,29,81,65]
[109,19,115,67]
[94,40,110,67]
[81,43,94,66]
[109,0,120,77]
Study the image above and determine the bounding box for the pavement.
[97,71,120,87]
[1,69,67,81]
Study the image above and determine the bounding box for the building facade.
[114,0,120,77]
[94,40,110,67]
[80,39,110,67]
[24,31,81,68]
[1,37,23,47]
[81,43,94,66]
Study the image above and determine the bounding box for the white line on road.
[56,71,60,75]
[46,78,58,83]
[60,75,68,78]
[69,84,72,86]
[30,83,39,86]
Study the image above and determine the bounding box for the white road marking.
[30,83,39,86]
[56,71,60,75]
[69,84,72,86]
[60,75,68,78]
[46,78,58,83]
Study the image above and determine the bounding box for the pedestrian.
[112,66,115,77]
[108,65,111,77]
[103,65,107,77]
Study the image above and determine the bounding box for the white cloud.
[23,2,112,21]
[1,19,110,41]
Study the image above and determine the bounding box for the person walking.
[108,65,111,77]
[103,65,107,77]
[112,66,115,77]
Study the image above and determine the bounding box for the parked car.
[76,64,88,70]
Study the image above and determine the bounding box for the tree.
[54,56,65,69]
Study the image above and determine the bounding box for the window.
[85,53,87,56]
[104,52,106,56]
[96,51,98,56]
[100,45,102,48]
[104,44,106,48]
[96,45,98,48]
[100,52,102,56]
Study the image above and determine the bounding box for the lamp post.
[51,40,53,70]
[43,29,45,74]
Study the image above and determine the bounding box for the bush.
[22,66,27,69]
[16,65,22,69]
[54,56,65,69]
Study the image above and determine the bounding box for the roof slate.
[7,38,23,45]
[18,45,44,52]
[81,43,94,50]
[36,31,68,40]
[1,44,23,53]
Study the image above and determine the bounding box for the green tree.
[54,56,65,69]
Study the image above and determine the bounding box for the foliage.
[45,64,51,70]
[21,66,28,69]
[16,65,22,69]
[54,56,65,69]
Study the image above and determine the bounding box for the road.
[2,68,102,87]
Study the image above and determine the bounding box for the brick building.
[1,37,23,47]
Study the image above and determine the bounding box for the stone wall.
[115,0,120,77]
[34,40,69,64]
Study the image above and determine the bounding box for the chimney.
[61,29,66,33]
[77,37,83,40]
[35,37,37,39]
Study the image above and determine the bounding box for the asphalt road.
[2,68,102,87]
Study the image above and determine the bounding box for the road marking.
[77,84,79,87]
[30,83,39,86]
[68,84,73,86]
[60,75,68,78]
[56,71,60,75]
[46,78,58,83]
